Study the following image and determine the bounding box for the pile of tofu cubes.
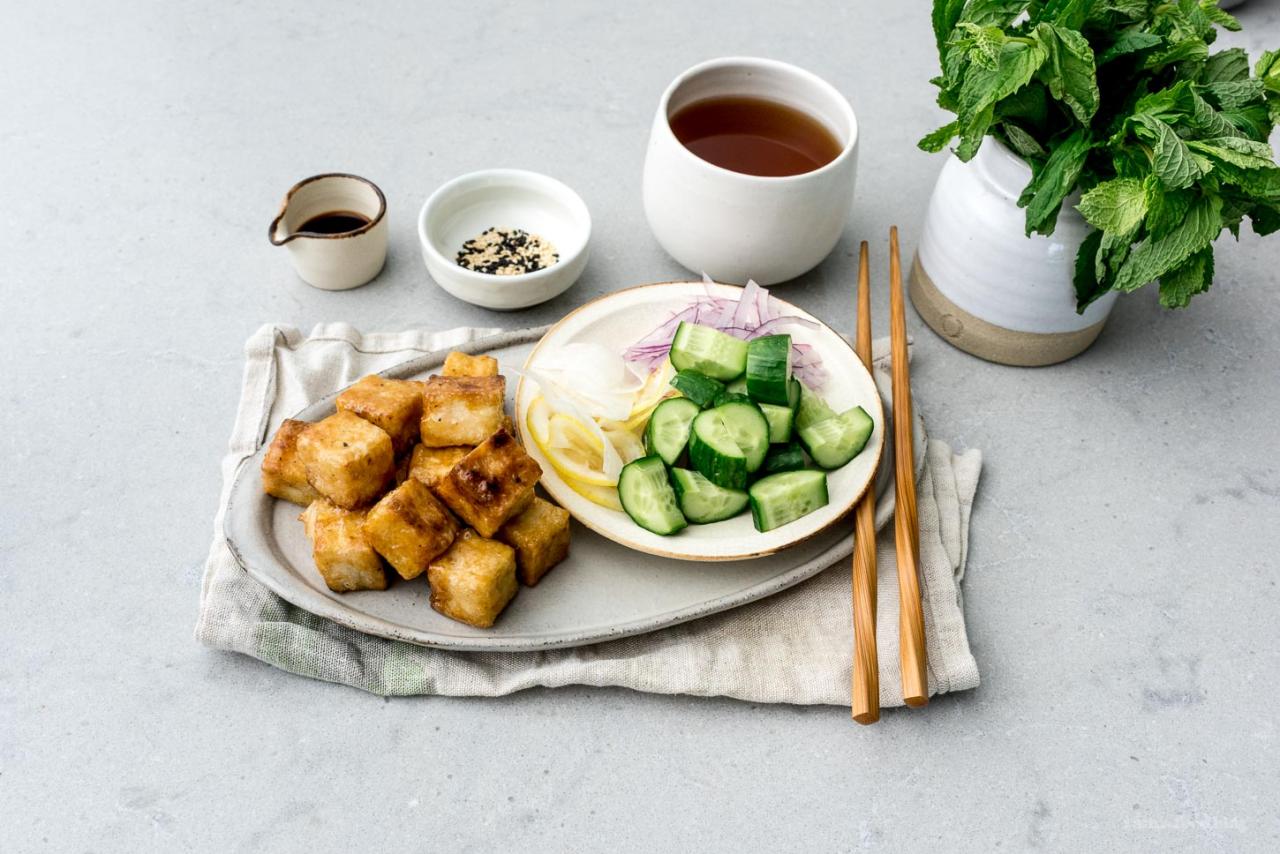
[260,351,571,629]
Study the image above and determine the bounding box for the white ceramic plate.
[223,324,917,652]
[516,281,885,562]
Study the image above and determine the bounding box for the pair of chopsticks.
[851,226,928,725]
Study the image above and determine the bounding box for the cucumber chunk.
[745,335,792,406]
[669,370,725,408]
[761,441,806,474]
[618,456,687,535]
[714,400,770,473]
[688,409,748,490]
[758,403,794,443]
[748,470,829,532]
[726,377,748,395]
[794,382,835,431]
[644,397,700,466]
[712,390,752,407]
[787,376,802,412]
[669,467,750,524]
[669,322,748,381]
[798,406,874,469]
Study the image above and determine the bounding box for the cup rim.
[416,168,593,287]
[656,56,859,183]
[269,173,387,245]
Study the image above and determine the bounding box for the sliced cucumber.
[688,409,748,490]
[669,370,725,408]
[788,376,802,412]
[798,406,874,469]
[745,335,792,406]
[618,456,687,535]
[758,403,794,443]
[726,377,748,395]
[644,397,700,466]
[761,441,806,474]
[748,470,829,532]
[712,390,752,407]
[715,400,769,473]
[669,322,748,381]
[794,382,835,431]
[669,467,750,524]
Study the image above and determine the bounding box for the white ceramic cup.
[642,57,859,285]
[269,173,388,290]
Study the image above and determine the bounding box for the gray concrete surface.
[4,1,1279,851]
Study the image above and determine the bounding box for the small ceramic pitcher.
[269,173,388,290]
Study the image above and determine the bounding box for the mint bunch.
[920,0,1280,310]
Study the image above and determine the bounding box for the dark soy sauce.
[668,96,843,177]
[297,211,370,235]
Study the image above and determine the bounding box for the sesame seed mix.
[455,227,560,275]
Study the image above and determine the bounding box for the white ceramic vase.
[911,138,1117,366]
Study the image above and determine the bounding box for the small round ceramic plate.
[515,281,885,562]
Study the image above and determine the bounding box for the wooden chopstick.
[888,226,930,708]
[851,241,880,725]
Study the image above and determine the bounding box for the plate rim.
[514,279,886,562]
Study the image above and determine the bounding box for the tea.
[298,211,371,235]
[668,96,843,177]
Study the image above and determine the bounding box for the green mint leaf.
[954,23,1007,69]
[1001,122,1046,157]
[1189,88,1246,137]
[1186,136,1277,170]
[1077,177,1148,233]
[1144,38,1210,71]
[1019,128,1092,235]
[963,0,1033,29]
[1158,248,1215,308]
[1201,47,1250,83]
[953,39,1049,161]
[1073,228,1110,311]
[1113,194,1223,291]
[932,0,968,52]
[1033,23,1100,124]
[1203,79,1266,111]
[1133,114,1210,189]
[1035,0,1091,29]
[956,103,997,161]
[918,121,960,153]
[1144,177,1195,238]
[1099,30,1163,65]
[1199,1,1241,33]
[1250,204,1280,236]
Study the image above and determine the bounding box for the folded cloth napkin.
[196,323,982,706]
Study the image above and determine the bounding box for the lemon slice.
[525,396,552,446]
[563,479,623,511]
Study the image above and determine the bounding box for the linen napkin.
[196,323,981,706]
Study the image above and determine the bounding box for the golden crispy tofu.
[296,410,395,509]
[261,419,320,506]
[496,497,571,586]
[419,375,506,447]
[407,444,472,490]
[441,351,500,378]
[363,479,459,580]
[300,499,388,592]
[434,429,542,537]
[427,530,518,628]
[336,375,423,454]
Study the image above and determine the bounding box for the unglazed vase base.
[909,254,1108,367]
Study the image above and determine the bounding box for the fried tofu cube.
[336,375,423,454]
[442,351,499,378]
[419,375,506,447]
[300,499,388,592]
[435,429,542,537]
[261,419,320,506]
[427,530,518,628]
[407,444,472,489]
[496,497,571,586]
[296,410,395,509]
[363,479,459,580]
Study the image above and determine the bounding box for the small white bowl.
[418,169,591,310]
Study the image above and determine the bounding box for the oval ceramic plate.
[516,281,885,562]
[223,322,919,652]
